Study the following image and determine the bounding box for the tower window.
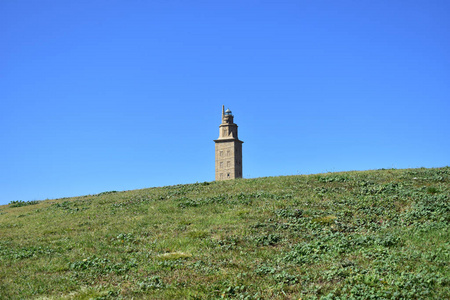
[227,173,230,178]
[227,161,231,167]
[220,151,223,157]
[227,150,230,156]
[220,173,224,179]
[220,162,223,168]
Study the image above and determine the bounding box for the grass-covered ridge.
[1,167,449,299]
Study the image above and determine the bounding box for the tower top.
[217,105,242,141]
[221,105,234,125]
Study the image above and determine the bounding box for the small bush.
[138,276,165,290]
[427,186,439,194]
[9,200,39,208]
[253,233,282,246]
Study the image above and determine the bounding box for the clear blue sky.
[1,0,449,205]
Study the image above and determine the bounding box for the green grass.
[1,167,449,299]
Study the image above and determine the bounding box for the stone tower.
[214,105,243,180]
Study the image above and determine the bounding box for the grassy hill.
[1,167,449,299]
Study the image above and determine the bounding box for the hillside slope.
[1,167,449,299]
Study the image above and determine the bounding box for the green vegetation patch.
[0,167,449,299]
[8,200,40,207]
